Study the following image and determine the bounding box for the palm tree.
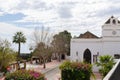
[96,55,115,77]
[13,31,26,58]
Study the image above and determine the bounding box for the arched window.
[112,19,116,24]
[76,51,78,56]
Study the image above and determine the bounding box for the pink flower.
[30,71,41,79]
[7,66,11,71]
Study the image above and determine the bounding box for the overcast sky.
[0,0,120,53]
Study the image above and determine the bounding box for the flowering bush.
[5,70,45,80]
[59,61,94,80]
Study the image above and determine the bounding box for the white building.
[70,16,120,68]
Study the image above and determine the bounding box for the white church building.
[70,16,120,67]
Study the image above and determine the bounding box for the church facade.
[70,16,120,69]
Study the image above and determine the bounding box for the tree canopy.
[51,30,72,60]
[0,39,16,72]
[13,31,26,57]
[31,27,53,68]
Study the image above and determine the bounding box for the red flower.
[30,71,41,79]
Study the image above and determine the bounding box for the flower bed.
[5,70,45,80]
[59,61,93,80]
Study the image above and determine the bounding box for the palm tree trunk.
[17,42,20,69]
[18,42,21,58]
[43,58,46,69]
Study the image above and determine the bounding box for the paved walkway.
[92,72,102,80]
[27,60,62,74]
[0,77,4,80]
[45,67,60,80]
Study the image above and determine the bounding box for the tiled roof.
[78,31,99,38]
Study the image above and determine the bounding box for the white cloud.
[0,22,33,52]
[0,0,120,52]
[0,0,20,14]
[0,0,119,34]
[0,22,32,36]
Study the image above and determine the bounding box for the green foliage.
[96,55,115,77]
[33,42,53,68]
[13,31,26,57]
[59,61,72,70]
[51,30,71,61]
[5,70,45,80]
[13,32,26,44]
[59,61,93,80]
[0,39,16,72]
[33,42,53,59]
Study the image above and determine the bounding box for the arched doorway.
[83,49,91,64]
[61,54,65,60]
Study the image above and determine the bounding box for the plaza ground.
[0,60,102,80]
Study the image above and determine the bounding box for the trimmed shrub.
[59,61,93,80]
[5,70,45,80]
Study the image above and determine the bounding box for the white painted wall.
[102,24,120,37]
[70,39,102,63]
[70,39,120,61]
[103,41,120,56]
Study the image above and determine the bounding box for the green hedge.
[59,61,93,80]
[5,70,45,80]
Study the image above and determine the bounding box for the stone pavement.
[92,72,102,80]
[0,77,4,80]
[90,72,102,80]
[27,60,62,74]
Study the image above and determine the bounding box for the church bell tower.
[102,16,120,40]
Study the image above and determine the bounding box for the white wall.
[103,41,120,56]
[102,24,120,37]
[71,39,120,61]
[70,39,102,64]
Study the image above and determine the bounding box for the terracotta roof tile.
[78,31,99,39]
